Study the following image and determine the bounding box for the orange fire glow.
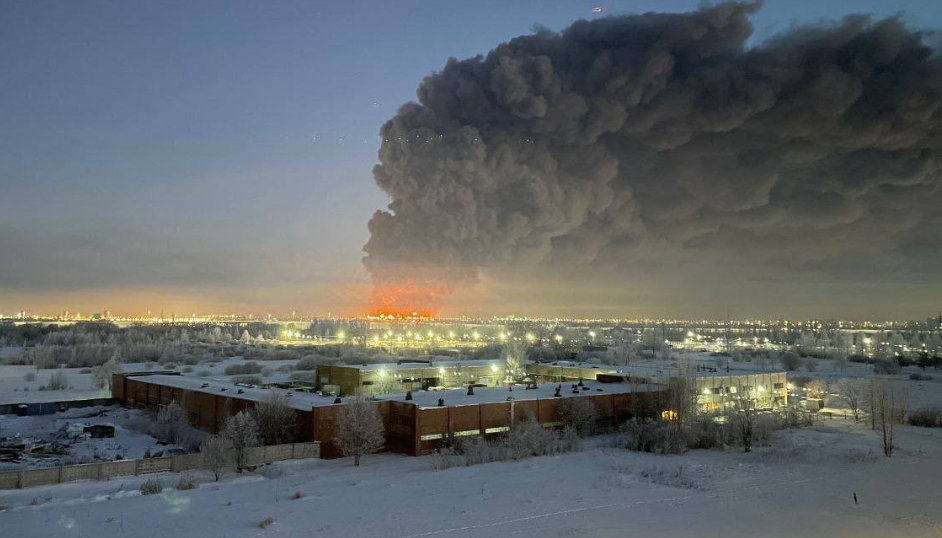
[365,279,452,320]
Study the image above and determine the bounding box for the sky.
[1,0,941,321]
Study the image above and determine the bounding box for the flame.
[366,279,447,320]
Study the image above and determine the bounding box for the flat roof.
[128,374,662,411]
[340,359,501,372]
[376,379,663,408]
[608,365,787,379]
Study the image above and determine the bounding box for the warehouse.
[112,371,669,458]
[597,367,788,415]
[315,360,621,396]
[315,359,506,396]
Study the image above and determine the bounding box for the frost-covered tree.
[252,391,297,445]
[222,411,259,472]
[155,401,198,447]
[333,390,384,466]
[501,340,528,381]
[93,357,121,390]
[558,397,598,437]
[200,436,232,481]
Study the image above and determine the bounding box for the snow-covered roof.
[129,374,661,411]
[376,380,662,408]
[341,359,500,371]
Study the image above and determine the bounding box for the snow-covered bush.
[93,358,120,390]
[620,419,689,454]
[230,375,262,385]
[155,402,202,449]
[780,352,802,371]
[176,472,199,490]
[294,356,319,371]
[23,372,36,382]
[908,406,942,428]
[42,371,69,391]
[505,417,556,459]
[558,397,598,437]
[252,391,297,445]
[224,361,263,376]
[873,359,902,375]
[139,478,162,495]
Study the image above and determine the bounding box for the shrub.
[259,517,274,529]
[294,356,319,371]
[620,419,689,454]
[558,397,598,437]
[224,361,262,376]
[909,373,934,381]
[182,366,194,373]
[873,359,902,375]
[43,371,69,391]
[780,352,802,371]
[505,417,556,459]
[23,372,36,382]
[176,472,199,490]
[140,478,162,495]
[907,406,942,428]
[688,417,725,450]
[196,370,212,377]
[290,491,305,500]
[231,375,262,385]
[79,368,92,374]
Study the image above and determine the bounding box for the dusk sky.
[2,0,941,320]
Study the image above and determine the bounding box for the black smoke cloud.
[364,2,942,312]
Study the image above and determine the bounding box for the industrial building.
[597,367,788,415]
[315,360,621,396]
[112,371,669,458]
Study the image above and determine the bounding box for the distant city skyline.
[2,1,941,320]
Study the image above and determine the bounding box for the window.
[484,426,510,434]
[773,383,784,390]
[420,433,443,441]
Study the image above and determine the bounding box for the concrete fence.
[0,442,320,490]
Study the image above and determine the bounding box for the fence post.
[58,466,64,485]
[291,443,297,459]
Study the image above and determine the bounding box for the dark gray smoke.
[364,2,942,312]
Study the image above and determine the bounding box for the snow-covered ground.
[0,406,167,470]
[0,357,299,405]
[2,419,941,537]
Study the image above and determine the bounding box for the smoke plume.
[364,2,942,314]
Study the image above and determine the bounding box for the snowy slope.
[2,420,941,538]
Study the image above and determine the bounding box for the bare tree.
[333,390,385,466]
[558,397,598,437]
[222,411,259,472]
[200,436,232,481]
[837,379,866,422]
[252,391,297,445]
[727,385,758,452]
[666,369,697,425]
[871,378,908,457]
